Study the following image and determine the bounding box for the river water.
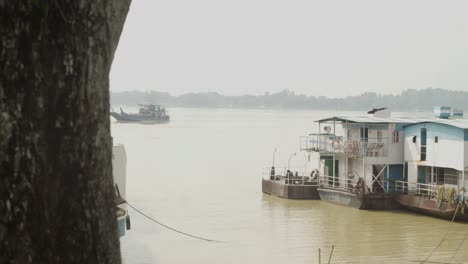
[111,108,468,264]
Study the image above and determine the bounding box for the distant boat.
[111,104,170,123]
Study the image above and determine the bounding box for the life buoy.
[310,169,319,180]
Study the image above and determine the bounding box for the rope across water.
[125,201,224,243]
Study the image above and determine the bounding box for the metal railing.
[416,183,438,198]
[394,180,408,193]
[318,175,354,191]
[392,181,439,198]
[300,135,388,158]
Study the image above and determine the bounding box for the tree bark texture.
[0,1,131,263]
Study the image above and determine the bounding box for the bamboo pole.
[327,245,335,264]
[318,248,321,264]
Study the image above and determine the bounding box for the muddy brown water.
[112,108,468,264]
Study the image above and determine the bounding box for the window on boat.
[444,168,458,185]
[377,130,383,142]
[404,162,408,179]
[435,167,458,185]
[412,136,417,143]
[435,167,444,185]
[420,128,427,161]
[392,130,399,143]
[435,136,438,143]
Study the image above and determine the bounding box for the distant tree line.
[111,88,468,111]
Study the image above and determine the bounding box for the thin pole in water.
[318,248,321,264]
[327,245,335,264]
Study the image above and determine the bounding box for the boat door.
[417,166,426,184]
[360,127,369,141]
[324,159,339,186]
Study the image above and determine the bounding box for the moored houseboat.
[393,107,468,220]
[300,108,411,210]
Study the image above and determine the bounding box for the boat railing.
[318,175,353,191]
[300,135,388,158]
[262,167,319,186]
[318,175,387,193]
[393,180,409,194]
[391,181,439,198]
[416,183,438,198]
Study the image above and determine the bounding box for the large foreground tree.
[0,1,131,263]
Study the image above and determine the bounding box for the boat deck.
[318,188,400,210]
[262,178,319,199]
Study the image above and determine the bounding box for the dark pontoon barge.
[262,167,320,199]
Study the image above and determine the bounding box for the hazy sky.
[110,0,468,98]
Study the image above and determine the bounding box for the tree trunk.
[0,1,131,263]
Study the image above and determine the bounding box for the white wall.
[347,158,365,186]
[404,133,466,170]
[407,161,418,191]
[112,145,127,200]
[386,124,405,164]
[404,133,419,165]
[404,124,464,170]
[428,138,464,170]
[305,151,321,176]
[344,127,360,140]
[464,142,468,169]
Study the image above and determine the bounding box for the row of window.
[346,129,396,143]
[425,167,458,185]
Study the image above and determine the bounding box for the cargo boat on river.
[111,104,170,123]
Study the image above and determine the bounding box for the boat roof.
[316,116,416,124]
[403,118,468,129]
[317,116,468,129]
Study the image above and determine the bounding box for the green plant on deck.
[435,186,456,206]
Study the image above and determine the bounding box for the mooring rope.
[448,233,468,263]
[420,204,460,264]
[125,201,223,243]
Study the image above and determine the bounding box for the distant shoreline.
[110,88,468,111]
